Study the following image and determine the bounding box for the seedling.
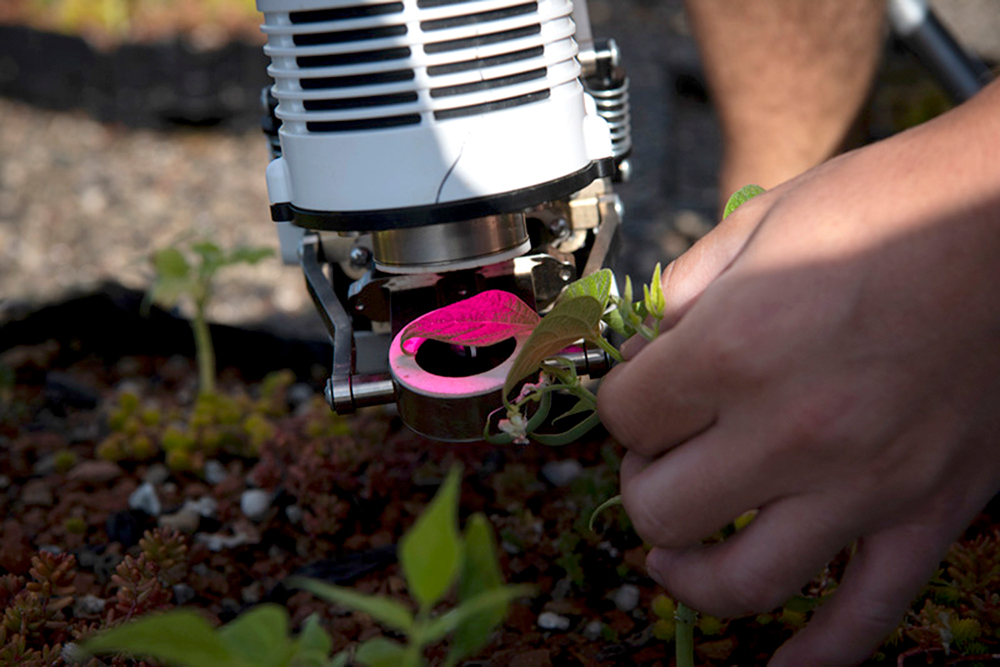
[81,466,531,667]
[146,240,272,396]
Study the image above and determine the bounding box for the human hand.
[597,83,1000,665]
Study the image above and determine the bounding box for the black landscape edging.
[0,282,330,384]
[0,24,270,130]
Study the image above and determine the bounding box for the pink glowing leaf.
[400,290,541,356]
[503,295,604,401]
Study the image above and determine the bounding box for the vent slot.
[297,47,412,69]
[303,92,418,111]
[417,0,484,7]
[430,67,545,97]
[426,46,542,76]
[308,114,422,132]
[420,2,536,31]
[293,24,407,47]
[300,69,415,90]
[424,24,540,54]
[434,89,549,120]
[290,3,404,24]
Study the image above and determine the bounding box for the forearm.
[683,0,887,205]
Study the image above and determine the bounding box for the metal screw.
[548,218,570,238]
[349,246,372,268]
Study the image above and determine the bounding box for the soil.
[3,290,1000,667]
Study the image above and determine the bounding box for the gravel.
[0,98,322,338]
[128,481,162,517]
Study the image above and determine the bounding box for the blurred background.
[0,0,997,342]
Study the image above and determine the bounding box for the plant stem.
[190,302,215,396]
[592,335,624,363]
[676,602,696,667]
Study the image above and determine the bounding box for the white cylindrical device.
[257,0,613,235]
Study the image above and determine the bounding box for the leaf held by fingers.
[503,296,604,401]
[556,268,614,310]
[723,184,766,220]
[399,290,540,355]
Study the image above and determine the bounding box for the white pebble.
[184,496,218,518]
[173,583,196,605]
[128,482,161,517]
[583,620,604,640]
[538,611,571,631]
[72,595,106,617]
[284,504,303,524]
[541,459,583,487]
[203,459,228,485]
[240,489,273,522]
[612,584,641,612]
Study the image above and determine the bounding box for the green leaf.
[328,652,351,667]
[228,246,275,265]
[153,247,190,280]
[81,609,242,667]
[556,268,613,310]
[354,638,410,667]
[398,290,540,355]
[643,263,665,320]
[503,296,604,401]
[288,578,414,634]
[722,184,766,220]
[423,584,535,644]
[603,302,634,337]
[448,514,506,662]
[293,614,333,664]
[400,465,464,610]
[218,604,293,666]
[192,241,223,262]
[550,395,596,425]
[149,275,194,308]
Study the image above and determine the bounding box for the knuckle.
[597,392,660,457]
[777,388,857,456]
[621,488,686,548]
[699,324,761,384]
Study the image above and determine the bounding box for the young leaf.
[422,584,535,644]
[153,247,190,280]
[81,609,243,667]
[192,241,223,265]
[603,302,634,337]
[556,268,613,310]
[399,465,464,610]
[218,603,293,666]
[354,637,411,667]
[227,246,275,266]
[503,296,604,401]
[448,514,506,662]
[291,614,333,667]
[288,578,414,634]
[722,184,766,220]
[643,263,665,320]
[399,290,540,355]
